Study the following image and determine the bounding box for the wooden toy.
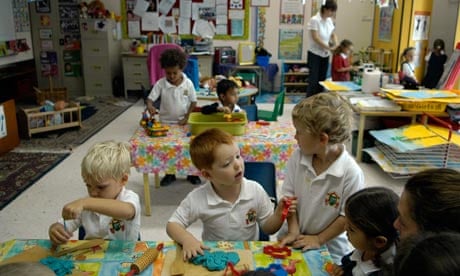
[127,243,164,275]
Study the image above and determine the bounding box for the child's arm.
[291,216,346,251]
[62,197,136,221]
[49,222,72,245]
[146,84,161,115]
[178,101,197,125]
[166,222,209,260]
[201,102,220,114]
[261,196,297,235]
[145,98,157,115]
[278,213,301,246]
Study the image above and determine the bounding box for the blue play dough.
[40,256,74,276]
[190,250,240,271]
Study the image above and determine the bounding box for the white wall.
[429,0,459,57]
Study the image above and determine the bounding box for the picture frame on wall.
[36,0,51,13]
[251,0,270,7]
[238,42,256,65]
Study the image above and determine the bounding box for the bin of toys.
[139,111,169,137]
[188,112,247,136]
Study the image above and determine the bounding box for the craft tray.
[188,112,247,136]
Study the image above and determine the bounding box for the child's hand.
[147,105,156,116]
[49,222,72,245]
[278,232,298,247]
[275,196,298,221]
[181,236,210,260]
[328,263,344,276]
[178,117,188,125]
[221,106,231,114]
[62,198,86,220]
[291,234,321,251]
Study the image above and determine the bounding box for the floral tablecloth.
[129,122,297,180]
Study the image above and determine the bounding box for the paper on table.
[142,12,159,31]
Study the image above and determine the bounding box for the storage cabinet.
[80,19,121,97]
[122,53,150,98]
[282,61,309,95]
[193,55,213,77]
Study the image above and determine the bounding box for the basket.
[188,112,248,136]
[34,77,68,105]
[256,56,270,67]
[397,101,447,112]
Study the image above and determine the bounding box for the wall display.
[63,50,82,77]
[13,0,30,32]
[256,7,266,47]
[280,0,303,24]
[40,51,58,77]
[36,0,51,13]
[121,0,249,40]
[378,3,394,42]
[278,29,303,60]
[40,15,51,26]
[412,11,430,41]
[39,29,53,39]
[251,0,269,7]
[59,3,80,34]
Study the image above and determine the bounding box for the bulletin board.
[121,0,250,40]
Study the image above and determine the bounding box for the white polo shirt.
[168,178,274,241]
[350,244,396,276]
[147,73,197,124]
[307,12,335,58]
[59,187,141,241]
[280,147,364,262]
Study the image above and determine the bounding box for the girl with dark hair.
[332,39,355,81]
[329,187,399,276]
[422,39,448,88]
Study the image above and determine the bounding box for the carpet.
[0,151,69,210]
[256,93,304,104]
[15,97,136,152]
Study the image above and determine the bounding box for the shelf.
[284,82,308,86]
[285,72,308,76]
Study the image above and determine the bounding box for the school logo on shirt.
[325,192,340,208]
[246,208,257,224]
[183,89,188,96]
[109,218,125,233]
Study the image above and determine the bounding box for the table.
[196,87,259,105]
[130,122,297,215]
[215,64,279,94]
[0,239,333,276]
[319,81,361,92]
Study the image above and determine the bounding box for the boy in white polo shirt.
[146,48,200,186]
[166,128,297,260]
[278,93,364,263]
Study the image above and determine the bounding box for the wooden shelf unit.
[282,61,309,95]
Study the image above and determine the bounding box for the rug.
[0,151,69,210]
[15,97,136,152]
[256,92,304,104]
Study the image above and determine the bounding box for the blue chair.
[241,104,258,121]
[244,161,277,241]
[184,57,200,91]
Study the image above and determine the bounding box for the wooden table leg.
[356,114,366,163]
[143,173,151,216]
[154,173,160,188]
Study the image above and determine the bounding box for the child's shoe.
[160,174,176,186]
[186,175,201,185]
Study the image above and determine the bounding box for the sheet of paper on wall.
[180,0,192,18]
[133,0,149,17]
[159,0,175,15]
[216,0,227,5]
[128,20,141,38]
[228,10,245,20]
[192,19,215,38]
[216,15,227,25]
[192,3,201,20]
[178,17,191,35]
[203,0,216,6]
[216,24,227,35]
[231,20,243,36]
[159,16,177,34]
[216,4,228,15]
[142,12,159,31]
[0,105,6,139]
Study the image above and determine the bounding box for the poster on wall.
[40,51,58,77]
[280,0,304,24]
[63,50,81,77]
[378,3,394,42]
[412,11,430,41]
[278,29,303,60]
[36,0,51,13]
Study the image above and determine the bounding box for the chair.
[241,104,258,121]
[257,90,285,121]
[146,43,183,86]
[184,57,200,91]
[244,161,277,241]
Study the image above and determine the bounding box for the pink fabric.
[147,43,183,86]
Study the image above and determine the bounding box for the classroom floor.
[0,98,406,243]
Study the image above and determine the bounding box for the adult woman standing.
[306,0,338,97]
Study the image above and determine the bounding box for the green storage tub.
[188,112,248,136]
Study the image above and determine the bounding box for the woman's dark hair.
[404,168,460,233]
[160,48,187,69]
[393,232,460,276]
[433,39,445,51]
[320,0,337,13]
[334,39,353,55]
[345,187,399,267]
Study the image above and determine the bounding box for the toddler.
[145,48,200,186]
[201,79,242,114]
[329,187,399,276]
[422,39,448,89]
[331,39,355,81]
[279,93,364,263]
[166,128,297,260]
[48,140,141,245]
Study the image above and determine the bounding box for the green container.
[188,112,248,136]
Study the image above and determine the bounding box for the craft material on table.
[319,81,362,91]
[128,243,164,275]
[53,239,105,257]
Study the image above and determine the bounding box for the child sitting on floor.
[48,140,141,245]
[201,79,242,114]
[328,187,399,276]
[166,128,297,260]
